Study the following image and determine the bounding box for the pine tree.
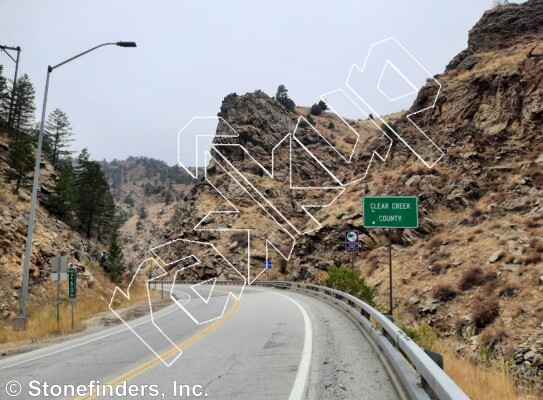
[0,65,8,127]
[74,148,115,239]
[310,103,322,116]
[275,84,296,112]
[47,159,78,225]
[6,74,36,138]
[318,100,328,111]
[44,108,73,169]
[138,205,148,219]
[95,189,116,243]
[3,133,35,192]
[103,223,125,284]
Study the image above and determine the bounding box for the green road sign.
[68,268,76,299]
[363,196,418,228]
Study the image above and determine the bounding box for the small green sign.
[363,196,418,228]
[68,268,76,299]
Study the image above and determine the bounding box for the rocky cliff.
[160,0,543,390]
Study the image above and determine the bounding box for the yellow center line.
[76,297,241,400]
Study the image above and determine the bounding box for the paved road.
[0,284,398,400]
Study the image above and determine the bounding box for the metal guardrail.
[153,279,470,400]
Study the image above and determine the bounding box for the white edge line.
[271,291,313,400]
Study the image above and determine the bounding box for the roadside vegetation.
[398,322,539,400]
[0,64,127,279]
[0,263,152,349]
[325,265,376,308]
[0,65,144,346]
[324,264,539,399]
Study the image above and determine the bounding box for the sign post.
[345,230,359,275]
[363,196,418,315]
[68,266,76,333]
[265,260,273,269]
[51,255,68,330]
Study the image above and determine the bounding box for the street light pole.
[13,41,137,331]
[0,45,21,130]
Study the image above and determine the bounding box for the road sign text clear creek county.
[363,196,418,229]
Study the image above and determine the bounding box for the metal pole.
[7,47,20,130]
[388,228,393,315]
[161,281,164,299]
[56,262,60,330]
[12,41,136,332]
[350,252,355,289]
[71,299,74,333]
[13,67,51,332]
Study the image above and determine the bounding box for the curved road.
[0,284,398,400]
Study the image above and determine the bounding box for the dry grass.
[395,316,539,399]
[443,350,538,400]
[436,345,539,400]
[398,326,539,399]
[0,272,151,348]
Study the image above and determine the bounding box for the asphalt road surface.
[0,284,398,400]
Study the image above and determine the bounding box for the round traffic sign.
[346,231,358,242]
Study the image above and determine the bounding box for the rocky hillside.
[99,157,197,269]
[154,0,543,391]
[99,157,196,220]
[0,134,109,320]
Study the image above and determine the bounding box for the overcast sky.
[0,1,524,166]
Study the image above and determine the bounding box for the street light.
[13,41,137,331]
[0,44,22,130]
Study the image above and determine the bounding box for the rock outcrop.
[164,0,543,391]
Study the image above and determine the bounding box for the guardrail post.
[423,349,443,370]
[420,349,443,396]
[382,315,395,344]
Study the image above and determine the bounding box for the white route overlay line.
[0,288,190,371]
[318,88,393,186]
[191,278,217,304]
[198,149,296,284]
[177,116,238,180]
[103,36,445,367]
[377,60,419,102]
[109,258,184,367]
[180,40,444,278]
[150,238,246,325]
[345,36,444,168]
[211,143,343,237]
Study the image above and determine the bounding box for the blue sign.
[265,260,273,269]
[345,230,359,252]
